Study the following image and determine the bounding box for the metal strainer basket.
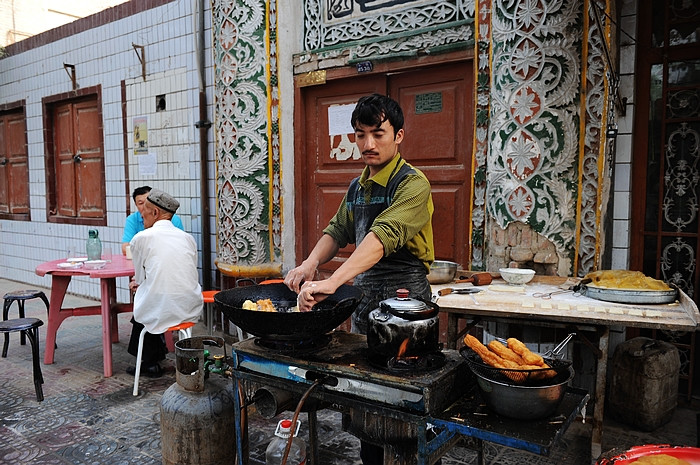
[459,346,573,386]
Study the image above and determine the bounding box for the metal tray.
[582,283,678,304]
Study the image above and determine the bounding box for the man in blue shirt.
[121,186,184,255]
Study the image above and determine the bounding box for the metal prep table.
[434,276,700,463]
[230,331,589,465]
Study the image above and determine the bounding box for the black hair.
[351,93,404,136]
[132,186,152,201]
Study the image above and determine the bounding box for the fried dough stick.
[464,335,527,382]
[488,340,526,365]
[506,337,557,379]
[506,337,545,366]
[488,339,558,380]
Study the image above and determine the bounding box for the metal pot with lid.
[367,288,441,359]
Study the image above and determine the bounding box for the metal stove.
[233,331,469,415]
[229,331,590,465]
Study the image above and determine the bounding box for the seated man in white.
[126,188,202,377]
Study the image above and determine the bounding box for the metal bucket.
[175,336,225,392]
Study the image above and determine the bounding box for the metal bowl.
[427,260,459,284]
[472,363,574,420]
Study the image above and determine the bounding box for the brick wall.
[487,222,560,275]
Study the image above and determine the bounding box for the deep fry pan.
[215,283,363,340]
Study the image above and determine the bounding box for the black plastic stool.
[0,317,44,401]
[3,290,50,347]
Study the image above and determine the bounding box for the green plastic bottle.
[86,229,102,261]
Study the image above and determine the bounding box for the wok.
[214,283,363,340]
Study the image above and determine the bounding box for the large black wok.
[214,283,363,340]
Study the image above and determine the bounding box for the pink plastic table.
[35,255,134,377]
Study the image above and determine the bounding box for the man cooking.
[284,93,435,464]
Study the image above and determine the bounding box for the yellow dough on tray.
[584,270,671,291]
[628,454,691,465]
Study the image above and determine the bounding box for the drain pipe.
[194,0,212,290]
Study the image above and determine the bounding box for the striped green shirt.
[323,154,435,271]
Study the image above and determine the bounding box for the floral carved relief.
[577,0,608,276]
[213,0,283,273]
[471,0,491,270]
[487,0,582,275]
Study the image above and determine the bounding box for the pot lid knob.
[396,288,410,299]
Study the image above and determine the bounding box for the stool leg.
[38,292,50,318]
[25,327,44,402]
[2,299,10,320]
[18,301,26,346]
[133,327,148,396]
[207,303,213,335]
[2,300,10,357]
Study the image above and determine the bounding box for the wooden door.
[630,0,700,399]
[389,63,473,263]
[74,100,105,218]
[299,74,386,274]
[54,103,77,217]
[298,61,474,276]
[0,112,30,216]
[52,97,105,219]
[631,2,700,298]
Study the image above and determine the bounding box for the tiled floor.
[0,278,698,465]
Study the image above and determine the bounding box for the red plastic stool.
[202,290,219,336]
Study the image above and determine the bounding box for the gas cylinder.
[160,336,236,465]
[265,419,307,465]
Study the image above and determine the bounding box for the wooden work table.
[432,275,700,463]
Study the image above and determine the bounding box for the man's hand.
[296,280,337,312]
[284,262,317,293]
[128,278,139,293]
[284,234,339,293]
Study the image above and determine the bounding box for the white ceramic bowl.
[499,267,535,285]
[84,260,107,270]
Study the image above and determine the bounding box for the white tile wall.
[0,2,217,299]
[611,248,629,270]
[613,162,631,192]
[612,219,630,248]
[613,191,630,221]
[609,2,638,273]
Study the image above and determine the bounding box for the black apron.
[347,158,431,334]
